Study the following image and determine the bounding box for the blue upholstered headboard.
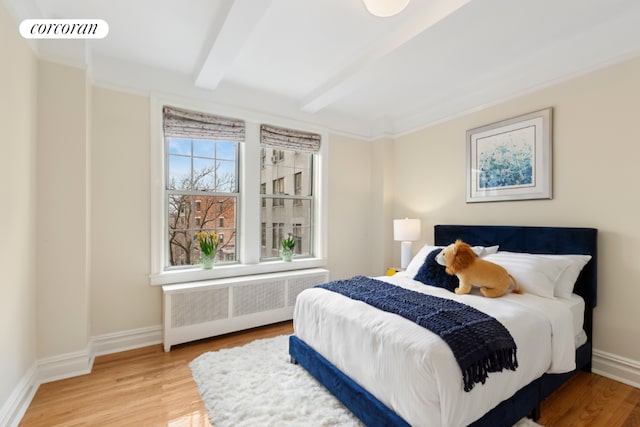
[435,224,598,348]
[434,225,597,308]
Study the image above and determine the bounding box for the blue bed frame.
[289,225,598,427]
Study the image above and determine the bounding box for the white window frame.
[149,95,328,285]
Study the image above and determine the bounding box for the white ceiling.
[6,0,640,138]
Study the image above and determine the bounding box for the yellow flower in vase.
[196,231,219,269]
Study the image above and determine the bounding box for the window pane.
[260,148,311,196]
[193,139,214,158]
[168,193,195,265]
[166,137,237,194]
[168,138,191,155]
[216,160,236,192]
[260,198,311,259]
[216,141,236,161]
[193,157,214,190]
[168,229,195,266]
[293,153,312,196]
[168,194,237,266]
[168,155,191,190]
[292,223,311,255]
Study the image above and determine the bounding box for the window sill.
[149,257,327,286]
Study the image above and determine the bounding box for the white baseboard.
[0,363,39,427]
[91,325,162,357]
[37,346,94,384]
[3,324,163,426]
[36,325,162,384]
[593,348,640,389]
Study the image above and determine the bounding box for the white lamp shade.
[362,0,410,17]
[393,218,421,242]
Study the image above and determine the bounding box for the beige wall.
[327,134,380,279]
[392,57,640,362]
[36,61,91,358]
[369,138,395,276]
[0,0,38,410]
[90,87,160,335]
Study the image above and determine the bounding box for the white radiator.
[161,268,329,351]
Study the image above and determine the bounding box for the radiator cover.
[162,268,329,351]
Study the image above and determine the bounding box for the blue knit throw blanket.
[316,276,518,392]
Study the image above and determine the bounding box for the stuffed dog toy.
[436,240,521,298]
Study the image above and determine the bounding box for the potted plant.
[196,231,219,269]
[281,235,295,262]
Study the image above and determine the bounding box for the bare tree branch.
[168,159,237,265]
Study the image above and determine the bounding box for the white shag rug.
[189,335,543,427]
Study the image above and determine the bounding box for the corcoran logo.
[20,19,109,39]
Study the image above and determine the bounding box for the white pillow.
[483,252,562,299]
[539,254,592,299]
[483,252,590,299]
[473,245,500,258]
[405,244,499,278]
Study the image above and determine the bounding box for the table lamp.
[393,218,421,269]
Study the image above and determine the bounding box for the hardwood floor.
[20,322,293,427]
[19,321,639,426]
[538,371,640,427]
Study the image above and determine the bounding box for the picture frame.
[466,108,552,203]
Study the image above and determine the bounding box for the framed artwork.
[466,108,552,203]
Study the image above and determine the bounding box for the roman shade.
[163,106,245,142]
[260,124,321,153]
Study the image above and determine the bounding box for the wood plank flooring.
[19,321,640,426]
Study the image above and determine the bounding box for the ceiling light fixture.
[362,0,410,17]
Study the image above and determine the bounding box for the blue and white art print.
[477,125,535,190]
[467,108,552,203]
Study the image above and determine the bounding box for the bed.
[289,225,597,426]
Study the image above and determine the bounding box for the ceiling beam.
[300,0,471,113]
[194,0,272,90]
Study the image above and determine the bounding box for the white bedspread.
[293,274,580,427]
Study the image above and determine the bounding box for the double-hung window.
[259,125,320,260]
[152,100,327,285]
[163,106,243,268]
